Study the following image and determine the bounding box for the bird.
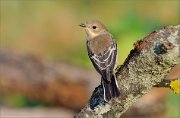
[80,20,120,101]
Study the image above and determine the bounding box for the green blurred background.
[1,0,180,117]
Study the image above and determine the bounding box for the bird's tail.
[102,74,120,102]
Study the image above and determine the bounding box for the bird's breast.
[89,34,112,55]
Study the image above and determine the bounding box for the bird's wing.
[87,39,117,83]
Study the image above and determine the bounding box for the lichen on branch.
[74,25,180,118]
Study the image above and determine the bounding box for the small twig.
[154,79,174,88]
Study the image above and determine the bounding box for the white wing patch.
[90,46,116,70]
[104,47,116,61]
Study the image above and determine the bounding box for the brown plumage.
[80,20,120,101]
[89,33,112,55]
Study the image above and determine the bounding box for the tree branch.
[74,25,180,118]
[0,51,99,110]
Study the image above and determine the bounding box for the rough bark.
[122,64,180,118]
[74,25,180,118]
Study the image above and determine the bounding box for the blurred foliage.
[1,0,179,67]
[166,92,180,118]
[2,93,47,107]
[0,0,179,117]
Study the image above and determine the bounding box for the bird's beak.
[79,23,86,27]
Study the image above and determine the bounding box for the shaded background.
[0,0,180,118]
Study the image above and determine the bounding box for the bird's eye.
[92,26,97,29]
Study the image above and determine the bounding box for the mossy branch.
[74,25,180,118]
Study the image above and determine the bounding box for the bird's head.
[80,20,108,38]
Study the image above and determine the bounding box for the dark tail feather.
[111,74,120,98]
[101,78,112,101]
[101,75,120,102]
